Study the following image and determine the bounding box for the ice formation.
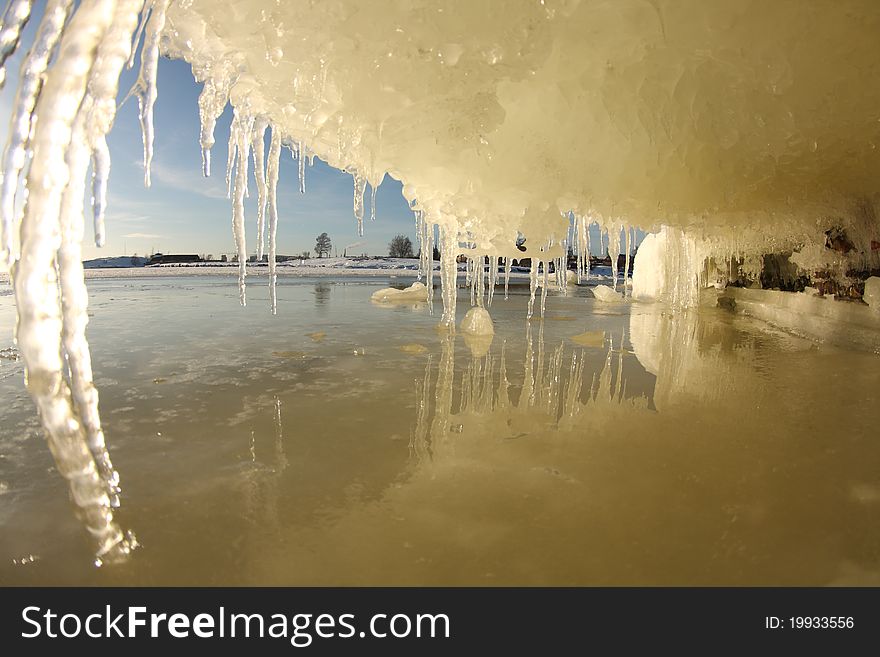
[460,306,494,336]
[370,281,428,303]
[866,277,880,312]
[2,0,880,560]
[591,285,624,305]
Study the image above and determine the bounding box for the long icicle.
[439,225,457,330]
[231,110,253,305]
[0,0,71,269]
[266,125,281,314]
[90,135,110,246]
[65,0,144,498]
[130,0,167,187]
[13,0,130,564]
[251,118,268,260]
[196,75,229,177]
[352,171,366,237]
[0,0,33,88]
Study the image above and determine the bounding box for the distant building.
[147,253,202,265]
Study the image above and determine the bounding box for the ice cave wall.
[162,0,880,291]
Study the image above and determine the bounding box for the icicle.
[85,0,144,247]
[623,225,632,297]
[91,135,110,247]
[0,0,33,88]
[464,256,477,306]
[57,0,145,505]
[197,76,229,177]
[439,225,457,329]
[231,110,253,305]
[475,255,485,307]
[425,222,434,312]
[125,0,149,69]
[585,218,592,280]
[266,125,281,315]
[370,184,377,222]
[225,121,237,198]
[12,0,132,563]
[251,119,268,260]
[297,141,305,193]
[129,0,168,187]
[487,256,497,307]
[540,258,549,317]
[504,256,511,299]
[352,172,366,237]
[609,223,621,291]
[415,211,424,281]
[0,0,70,268]
[527,259,539,320]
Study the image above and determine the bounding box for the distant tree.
[315,233,332,258]
[389,234,414,258]
[299,250,311,259]
[205,254,214,261]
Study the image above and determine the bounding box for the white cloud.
[123,232,164,239]
[142,159,228,200]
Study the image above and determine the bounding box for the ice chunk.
[371,281,429,303]
[865,277,880,311]
[460,306,494,336]
[592,285,624,304]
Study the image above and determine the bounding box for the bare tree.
[315,232,332,258]
[389,234,414,258]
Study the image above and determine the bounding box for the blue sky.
[0,13,417,260]
[0,6,635,260]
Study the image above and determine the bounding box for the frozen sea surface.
[0,274,878,585]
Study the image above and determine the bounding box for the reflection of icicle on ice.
[130,0,168,187]
[12,0,135,563]
[0,0,70,268]
[251,119,268,259]
[0,0,33,88]
[409,354,432,462]
[429,334,455,446]
[231,111,253,305]
[273,396,288,472]
[352,172,366,237]
[266,126,281,314]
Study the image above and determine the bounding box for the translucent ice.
[866,277,880,311]
[460,307,494,336]
[371,281,429,303]
[592,285,625,305]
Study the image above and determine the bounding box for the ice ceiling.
[1,0,880,560]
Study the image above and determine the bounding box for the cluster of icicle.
[414,213,639,329]
[0,0,174,563]
[0,0,644,563]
